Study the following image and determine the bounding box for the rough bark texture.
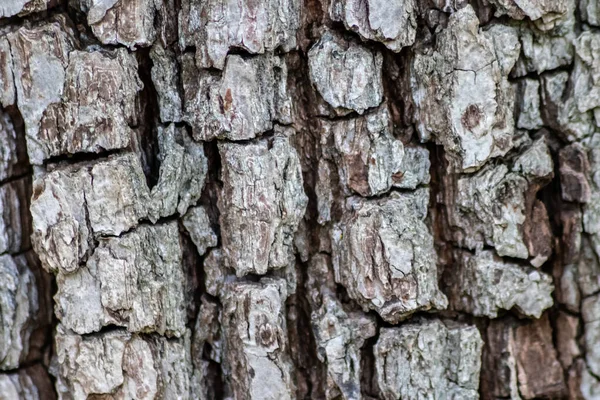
[1,0,599,399]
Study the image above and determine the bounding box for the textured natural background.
[0,0,598,399]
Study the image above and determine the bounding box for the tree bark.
[0,0,597,399]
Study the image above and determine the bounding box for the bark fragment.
[513,1,575,77]
[78,0,158,48]
[411,5,516,172]
[221,278,294,400]
[150,44,183,123]
[218,130,307,276]
[2,18,77,165]
[55,222,188,336]
[443,137,553,262]
[0,252,51,371]
[54,324,192,399]
[308,31,383,115]
[30,154,147,274]
[332,189,448,323]
[0,0,54,19]
[583,294,600,378]
[583,133,600,259]
[148,124,207,222]
[516,78,544,131]
[317,104,404,197]
[0,110,28,182]
[190,296,222,400]
[38,48,142,163]
[488,0,568,23]
[182,205,218,257]
[374,319,483,400]
[306,253,376,400]
[582,0,600,25]
[0,365,55,400]
[445,250,554,318]
[538,30,600,142]
[182,54,292,141]
[2,26,142,164]
[179,0,299,70]
[31,141,207,274]
[329,0,417,52]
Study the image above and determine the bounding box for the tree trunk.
[0,0,597,399]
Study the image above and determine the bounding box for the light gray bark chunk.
[485,24,522,76]
[182,54,292,141]
[513,1,575,77]
[305,254,375,399]
[332,189,448,323]
[582,134,600,259]
[30,165,93,274]
[78,0,157,48]
[55,222,187,336]
[312,295,376,400]
[0,110,28,182]
[221,278,294,400]
[329,0,417,52]
[150,44,183,123]
[570,32,600,118]
[54,324,192,400]
[397,146,431,189]
[31,146,205,274]
[540,71,592,141]
[218,130,307,276]
[318,104,404,197]
[203,248,229,298]
[582,0,600,25]
[0,365,54,400]
[516,78,544,130]
[0,253,49,370]
[190,296,222,400]
[583,294,600,378]
[182,206,217,257]
[411,5,516,172]
[375,319,483,400]
[308,31,383,114]
[0,38,15,108]
[148,124,207,221]
[1,29,142,164]
[444,137,553,260]
[540,31,600,141]
[315,160,334,225]
[86,153,150,236]
[488,0,568,23]
[38,48,141,163]
[32,152,148,246]
[446,250,554,318]
[179,0,299,70]
[581,363,600,400]
[575,239,600,298]
[0,0,53,19]
[2,18,77,165]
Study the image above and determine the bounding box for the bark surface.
[0,0,598,399]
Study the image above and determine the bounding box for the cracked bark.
[0,0,598,399]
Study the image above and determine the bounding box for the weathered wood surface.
[0,0,598,399]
